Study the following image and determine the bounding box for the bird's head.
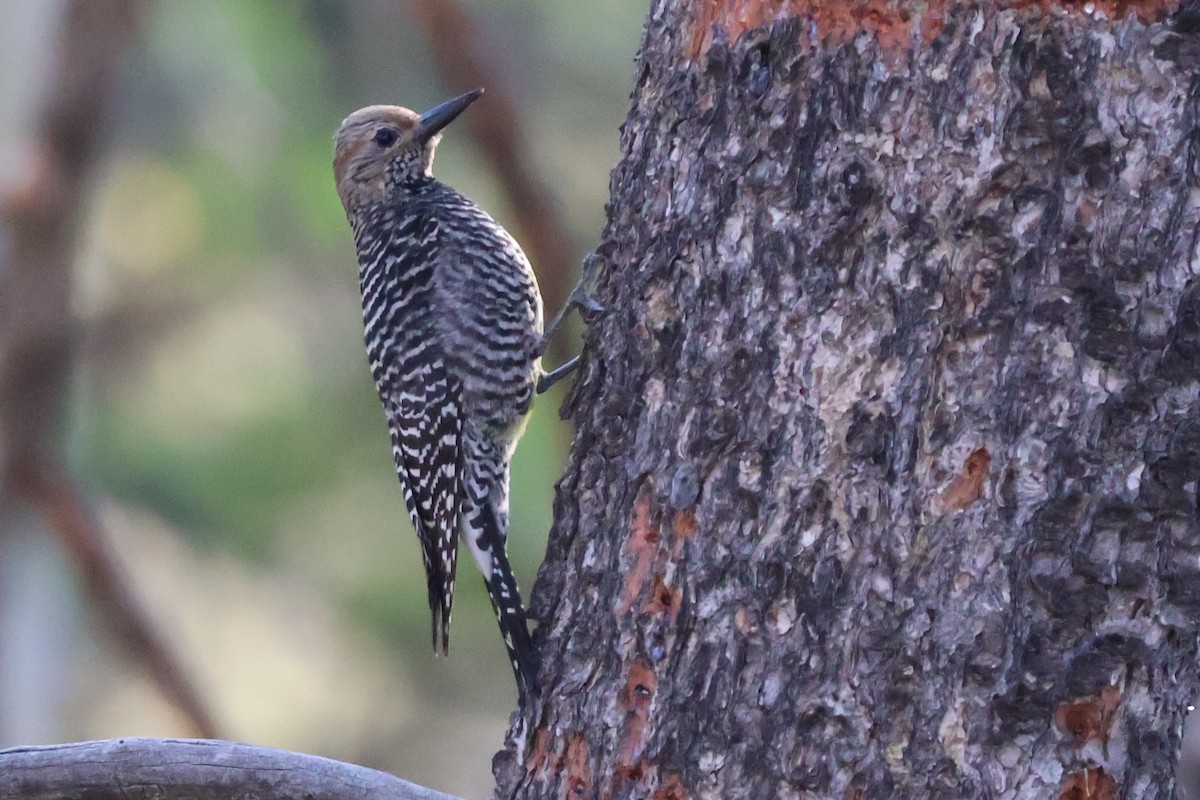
[333,88,483,215]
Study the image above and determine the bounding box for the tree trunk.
[501,2,1200,798]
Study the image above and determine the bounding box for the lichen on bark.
[500,2,1200,798]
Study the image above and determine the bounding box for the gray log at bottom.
[0,738,463,800]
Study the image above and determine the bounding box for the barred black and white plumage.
[333,89,541,697]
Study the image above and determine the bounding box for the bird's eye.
[373,128,399,147]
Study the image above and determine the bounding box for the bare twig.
[410,0,579,363]
[0,738,464,800]
[0,0,221,738]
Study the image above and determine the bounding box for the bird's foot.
[536,355,580,394]
[541,252,606,347]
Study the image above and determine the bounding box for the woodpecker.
[333,88,546,697]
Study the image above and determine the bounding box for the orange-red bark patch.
[526,725,553,774]
[644,573,682,623]
[619,656,659,712]
[616,760,648,785]
[673,508,697,539]
[617,656,658,769]
[687,0,941,61]
[686,0,1180,62]
[670,509,695,560]
[938,447,991,512]
[618,487,661,616]
[1060,768,1118,800]
[1054,685,1121,748]
[565,734,592,797]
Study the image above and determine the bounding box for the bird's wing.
[383,358,462,656]
[368,207,464,656]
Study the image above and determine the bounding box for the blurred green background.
[0,1,642,796]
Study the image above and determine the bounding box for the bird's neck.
[349,176,442,246]
[390,171,437,196]
[384,146,436,194]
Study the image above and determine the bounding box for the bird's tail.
[479,503,539,698]
[420,541,455,657]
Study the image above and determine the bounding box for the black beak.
[417,88,484,143]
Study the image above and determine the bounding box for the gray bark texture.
[0,738,463,800]
[499,1,1200,798]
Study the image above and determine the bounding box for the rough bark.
[502,1,1200,798]
[0,738,462,800]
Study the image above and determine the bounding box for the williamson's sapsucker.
[333,88,542,697]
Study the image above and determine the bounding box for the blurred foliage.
[25,0,645,791]
[76,0,636,570]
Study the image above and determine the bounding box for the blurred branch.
[0,0,220,738]
[11,462,220,738]
[0,738,464,800]
[410,0,578,363]
[86,290,199,384]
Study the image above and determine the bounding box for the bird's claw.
[536,254,606,394]
[575,292,606,321]
[536,355,579,395]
